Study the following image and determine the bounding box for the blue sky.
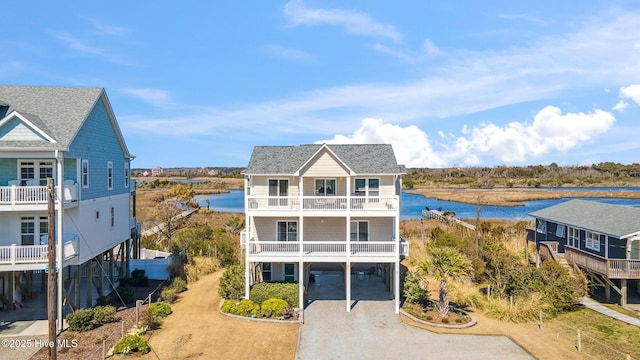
[3,1,640,168]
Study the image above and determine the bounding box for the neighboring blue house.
[0,85,139,329]
[530,199,640,307]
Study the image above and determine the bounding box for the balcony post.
[10,244,16,265]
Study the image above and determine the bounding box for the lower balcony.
[246,239,408,262]
[0,239,78,271]
[564,246,640,279]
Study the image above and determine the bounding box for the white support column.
[346,261,351,312]
[55,151,64,332]
[394,261,400,314]
[245,260,251,300]
[299,260,304,313]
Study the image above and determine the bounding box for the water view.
[196,189,640,220]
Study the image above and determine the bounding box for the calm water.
[196,189,640,220]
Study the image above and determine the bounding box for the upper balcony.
[0,182,79,211]
[246,195,399,215]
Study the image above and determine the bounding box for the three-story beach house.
[0,86,138,329]
[242,144,408,313]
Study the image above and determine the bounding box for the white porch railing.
[246,195,399,212]
[0,244,48,265]
[0,184,78,205]
[247,240,401,258]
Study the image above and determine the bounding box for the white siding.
[300,151,349,177]
[304,218,346,241]
[251,176,299,197]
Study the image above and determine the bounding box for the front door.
[284,263,295,282]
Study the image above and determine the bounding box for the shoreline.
[404,187,640,207]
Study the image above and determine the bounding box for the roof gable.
[0,111,56,142]
[244,143,404,175]
[296,144,353,176]
[529,199,640,238]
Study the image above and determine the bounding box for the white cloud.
[88,19,130,36]
[619,84,640,105]
[613,100,629,111]
[263,45,316,62]
[315,107,615,167]
[283,1,402,42]
[120,88,172,106]
[51,31,131,65]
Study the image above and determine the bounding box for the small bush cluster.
[116,285,135,304]
[149,302,172,318]
[403,270,429,306]
[141,308,162,330]
[249,282,299,307]
[113,333,150,355]
[131,269,149,287]
[218,264,244,300]
[66,306,120,332]
[221,298,292,319]
[160,288,177,303]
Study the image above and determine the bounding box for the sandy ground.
[135,272,299,360]
[405,187,640,206]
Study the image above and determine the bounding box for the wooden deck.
[422,209,476,230]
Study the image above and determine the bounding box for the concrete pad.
[297,300,533,360]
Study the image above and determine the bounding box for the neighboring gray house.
[530,199,640,307]
[242,143,408,313]
[0,85,139,329]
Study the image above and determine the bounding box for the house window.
[107,161,113,190]
[39,217,48,242]
[536,220,546,234]
[21,217,35,245]
[19,160,54,185]
[568,227,579,248]
[585,231,600,252]
[350,220,369,241]
[354,178,379,196]
[555,224,565,237]
[124,163,130,188]
[268,179,288,206]
[277,221,297,241]
[284,263,295,282]
[261,263,272,281]
[315,179,336,196]
[81,159,89,188]
[110,207,115,227]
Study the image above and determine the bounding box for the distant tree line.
[404,162,640,188]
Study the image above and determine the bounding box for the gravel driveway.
[296,300,534,360]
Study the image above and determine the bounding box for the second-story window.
[107,161,113,190]
[568,227,579,248]
[585,231,600,252]
[268,179,288,206]
[82,159,89,188]
[110,207,115,227]
[354,178,379,196]
[19,160,53,185]
[277,221,297,241]
[315,179,336,196]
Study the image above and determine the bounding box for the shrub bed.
[113,333,150,355]
[249,282,300,307]
[149,302,172,318]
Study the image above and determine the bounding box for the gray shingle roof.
[0,85,104,150]
[529,199,640,238]
[245,144,405,175]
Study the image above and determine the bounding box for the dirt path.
[135,271,299,360]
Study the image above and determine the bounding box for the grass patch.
[549,306,640,359]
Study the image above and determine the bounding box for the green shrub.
[140,308,161,330]
[113,334,150,355]
[250,282,300,307]
[149,302,172,318]
[116,285,135,304]
[260,298,289,317]
[66,309,94,332]
[221,300,236,314]
[92,305,118,324]
[218,264,244,300]
[161,287,177,303]
[131,269,149,287]
[170,277,187,293]
[403,271,429,306]
[232,299,260,317]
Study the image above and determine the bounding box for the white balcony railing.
[246,195,399,212]
[0,239,79,268]
[247,240,402,258]
[0,184,79,205]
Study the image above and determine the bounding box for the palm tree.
[419,246,472,319]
